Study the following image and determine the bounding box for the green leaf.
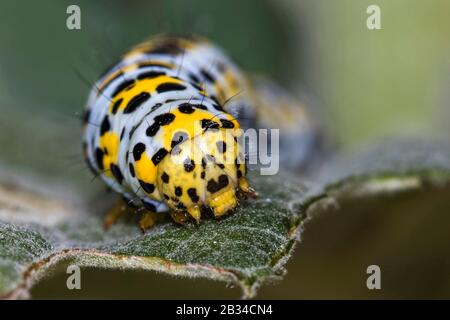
[0,172,307,299]
[1,139,450,299]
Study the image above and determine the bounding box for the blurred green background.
[1,0,450,299]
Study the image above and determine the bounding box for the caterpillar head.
[156,122,254,222]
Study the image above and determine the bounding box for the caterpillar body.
[82,35,317,229]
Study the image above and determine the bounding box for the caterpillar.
[82,35,317,231]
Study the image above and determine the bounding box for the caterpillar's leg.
[239,177,258,199]
[209,189,238,218]
[187,205,202,223]
[103,199,134,230]
[139,210,162,233]
[170,210,190,224]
